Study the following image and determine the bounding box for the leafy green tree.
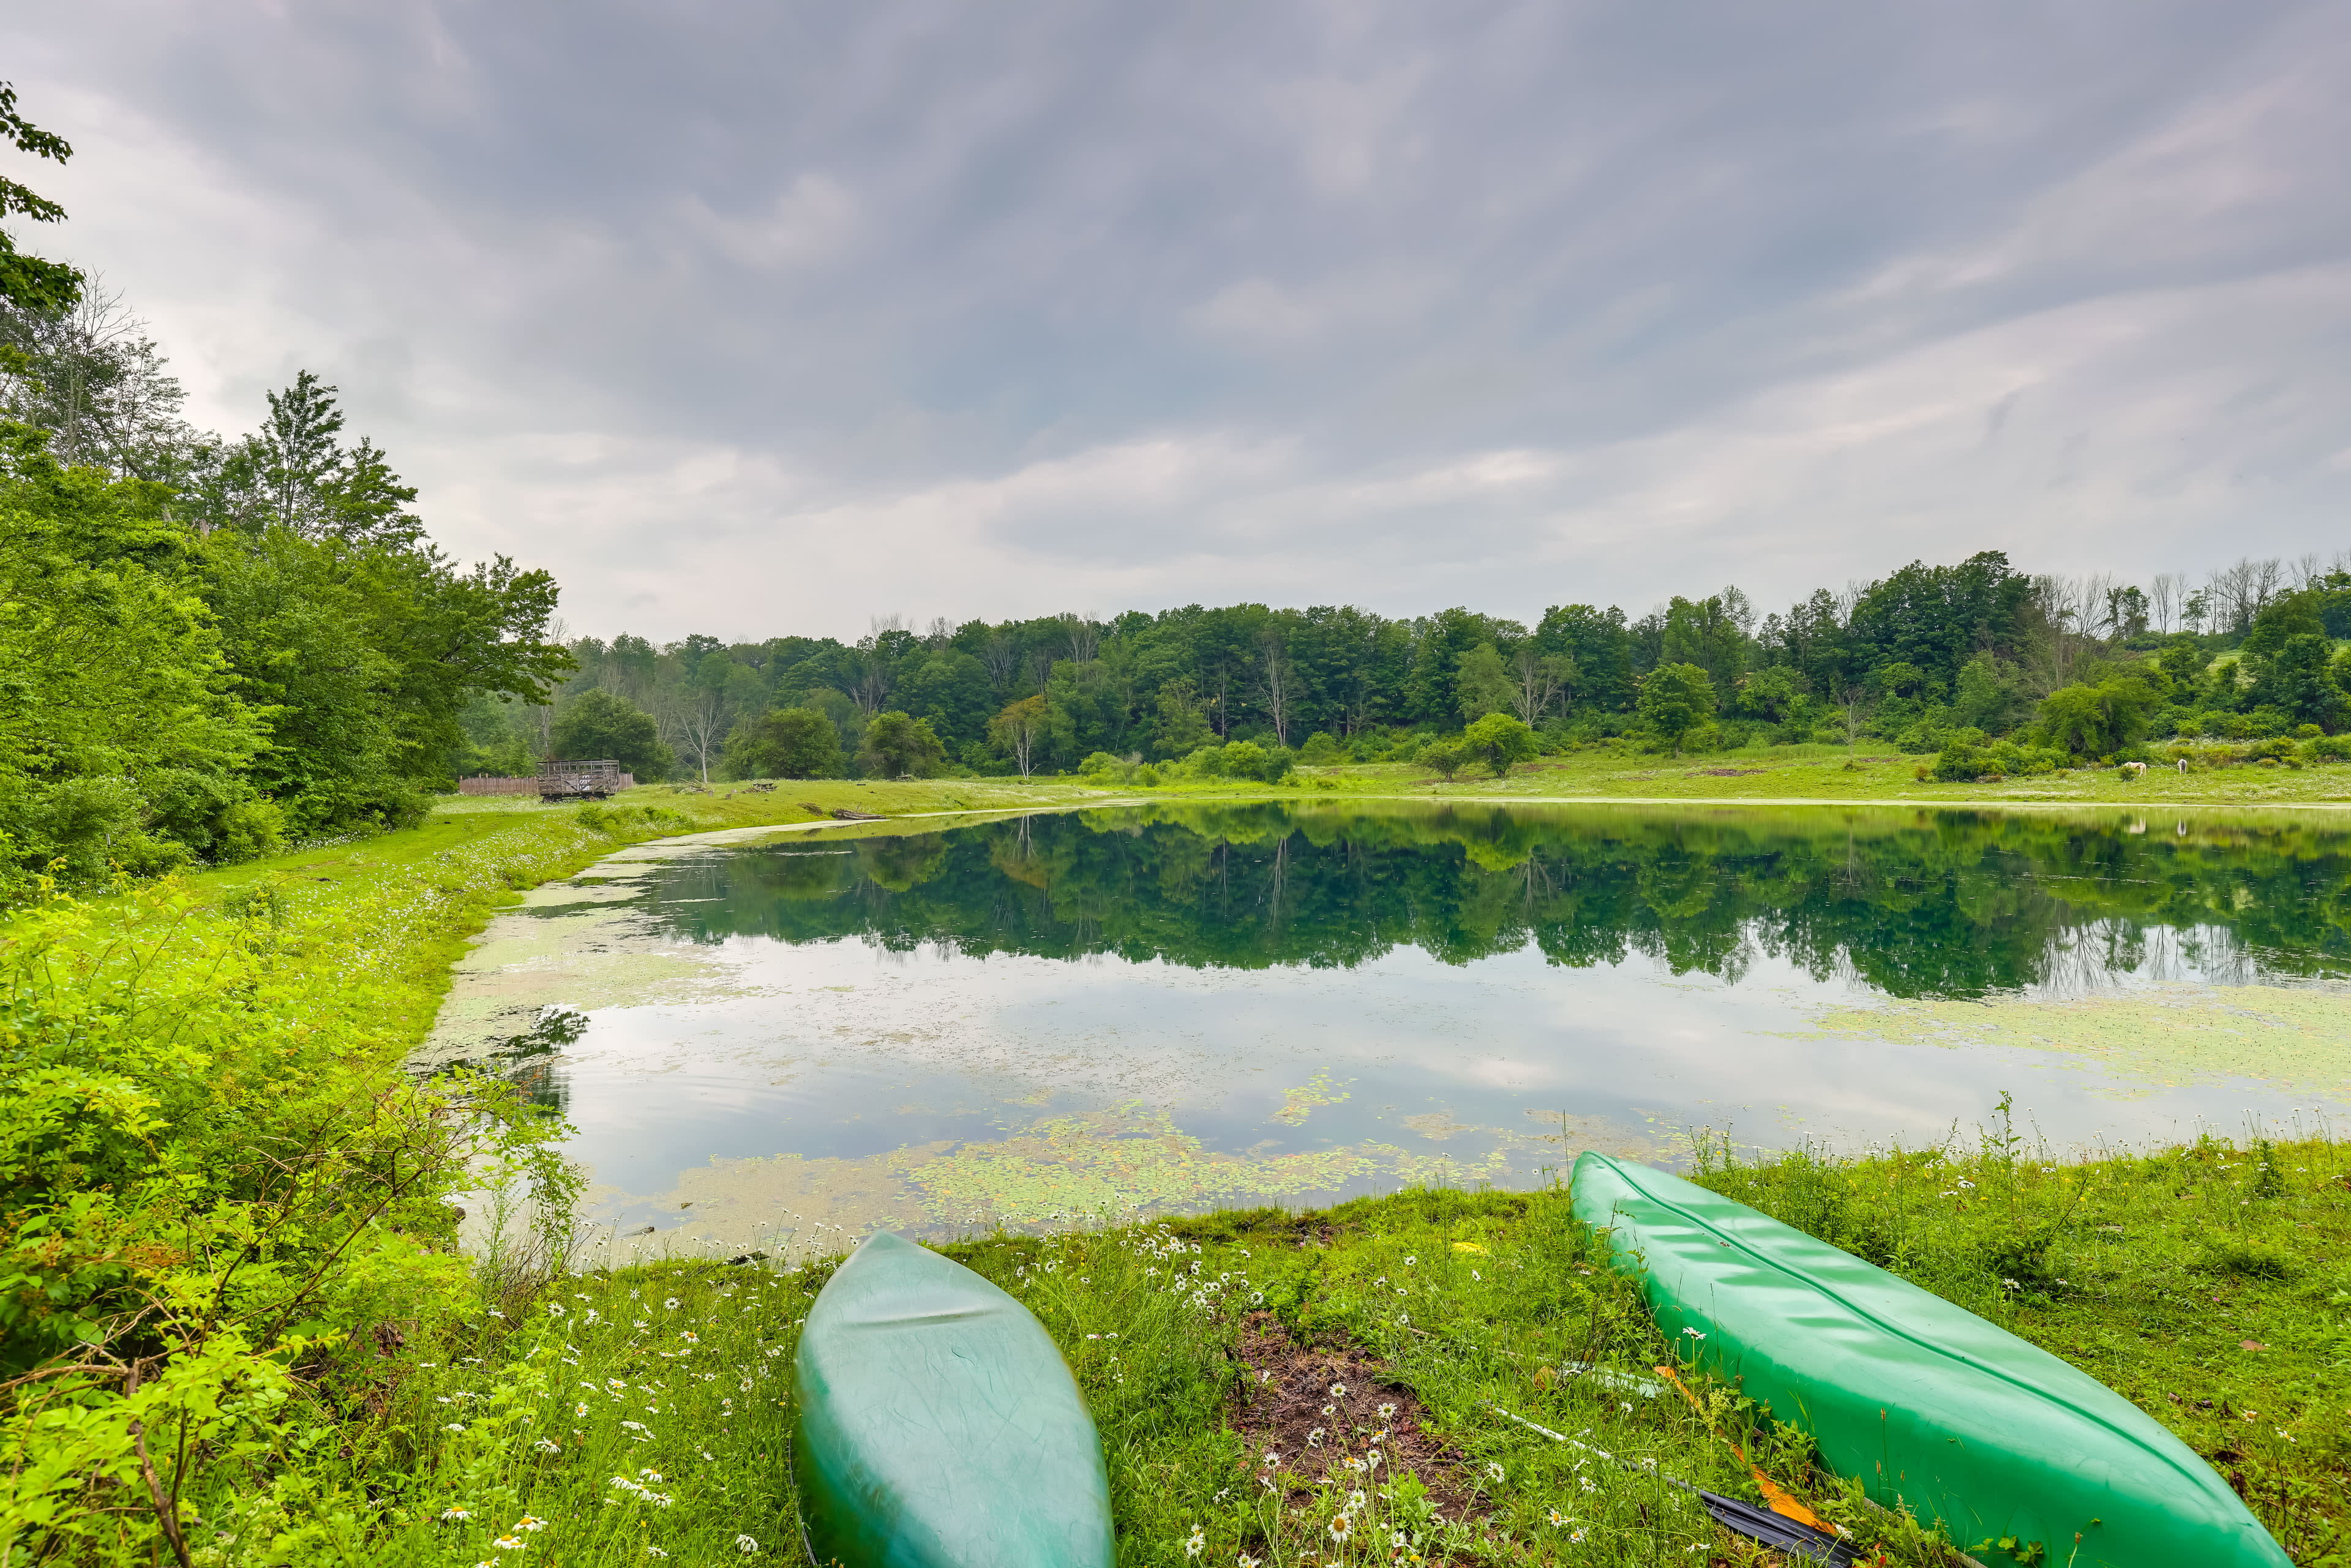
[1298,731,1343,765]
[726,707,844,779]
[2156,634,2209,691]
[1453,642,1515,720]
[1638,663,1717,755]
[550,688,670,779]
[1418,737,1472,781]
[859,711,948,778]
[898,650,994,748]
[1150,679,1217,758]
[989,695,1048,778]
[0,437,272,881]
[1462,712,1539,778]
[1218,740,1293,782]
[2251,634,2347,730]
[2035,677,2160,757]
[0,84,81,313]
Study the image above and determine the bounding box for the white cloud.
[9,1,2350,639]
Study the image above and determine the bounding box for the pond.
[419,803,2351,1258]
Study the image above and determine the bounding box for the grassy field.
[312,1130,2349,1568]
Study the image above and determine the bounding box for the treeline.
[504,549,2351,787]
[0,122,569,890]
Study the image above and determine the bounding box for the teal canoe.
[793,1231,1114,1568]
[1572,1152,2289,1568]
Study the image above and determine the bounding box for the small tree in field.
[857,711,946,778]
[1638,663,1716,756]
[1462,711,1538,778]
[989,695,1048,778]
[1419,737,1473,781]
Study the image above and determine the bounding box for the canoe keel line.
[793,1232,1115,1568]
[1572,1152,2292,1567]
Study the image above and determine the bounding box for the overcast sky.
[10,2,2350,640]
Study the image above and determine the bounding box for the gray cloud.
[10,0,2349,637]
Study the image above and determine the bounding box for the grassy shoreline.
[7,787,2348,1564]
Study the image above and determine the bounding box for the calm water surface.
[421,804,2351,1251]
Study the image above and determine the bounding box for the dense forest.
[498,546,2351,792]
[0,92,569,891]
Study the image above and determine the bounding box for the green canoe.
[793,1231,1114,1568]
[1572,1152,2289,1568]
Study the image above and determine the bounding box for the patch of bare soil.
[1227,1312,1483,1523]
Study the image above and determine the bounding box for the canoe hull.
[1571,1152,2288,1568]
[794,1232,1114,1568]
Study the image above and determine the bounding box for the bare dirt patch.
[1226,1312,1482,1521]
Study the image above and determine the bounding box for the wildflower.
[1367,1450,1382,1469]
[1569,1528,1589,1543]
[1330,1382,1347,1397]
[609,1378,627,1388]
[666,1297,681,1309]
[1184,1524,1206,1558]
[1395,1313,1409,1326]
[533,1438,561,1454]
[574,1403,590,1417]
[1239,1557,1261,1567]
[1403,1256,1416,1266]
[647,1551,669,1560]
[1957,1180,1976,1190]
[494,1536,524,1549]
[1328,1516,1353,1542]
[441,1507,473,1521]
[1485,1462,1504,1482]
[446,1423,467,1433]
[489,1310,506,1319]
[621,1420,648,1431]
[1378,1402,1397,1419]
[1308,1427,1326,1447]
[1547,1509,1568,1527]
[733,1534,760,1555]
[1262,1450,1281,1467]
[547,1303,567,1316]
[1322,1403,1337,1416]
[515,1516,548,1532]
[642,1470,664,1482]
[1682,1327,1707,1340]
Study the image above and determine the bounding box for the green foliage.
[857,710,948,779]
[0,441,272,880]
[1638,662,1717,754]
[549,688,671,780]
[1454,642,1515,720]
[991,694,1050,778]
[722,705,844,780]
[2036,676,2161,757]
[0,801,702,1558]
[1416,738,1472,781]
[1461,712,1539,778]
[1299,730,1343,765]
[1930,732,2066,782]
[0,83,82,313]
